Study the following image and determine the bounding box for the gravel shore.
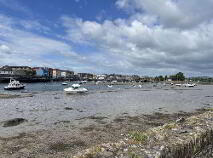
[0,108,210,158]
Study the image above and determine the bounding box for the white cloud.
[0,44,12,54]
[0,15,89,70]
[61,0,213,76]
[1,0,213,76]
[116,0,213,29]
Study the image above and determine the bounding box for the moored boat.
[107,85,113,88]
[4,79,25,90]
[64,84,88,94]
[184,83,195,87]
[62,82,68,85]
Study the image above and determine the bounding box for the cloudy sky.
[0,0,213,76]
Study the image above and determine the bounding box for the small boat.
[62,82,68,85]
[175,83,181,87]
[64,84,88,94]
[192,83,197,86]
[79,81,87,84]
[107,85,113,88]
[96,81,101,85]
[184,83,194,87]
[138,85,142,88]
[4,79,25,90]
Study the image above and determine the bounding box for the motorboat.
[184,83,195,87]
[192,83,197,86]
[64,84,88,94]
[138,85,142,88]
[107,85,113,88]
[4,79,25,90]
[175,83,181,87]
[79,81,87,84]
[62,82,68,85]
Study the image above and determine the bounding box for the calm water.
[0,82,213,136]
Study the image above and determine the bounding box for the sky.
[0,0,213,76]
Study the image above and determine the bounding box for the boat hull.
[4,86,25,90]
[64,88,88,94]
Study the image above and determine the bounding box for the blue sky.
[0,0,213,76]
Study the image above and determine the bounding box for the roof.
[0,67,13,71]
[2,65,31,69]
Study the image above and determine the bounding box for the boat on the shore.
[64,84,88,94]
[4,79,25,90]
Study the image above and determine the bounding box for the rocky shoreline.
[0,108,212,158]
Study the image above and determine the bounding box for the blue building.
[33,67,49,77]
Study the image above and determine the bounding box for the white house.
[0,67,13,75]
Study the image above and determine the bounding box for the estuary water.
[0,82,213,137]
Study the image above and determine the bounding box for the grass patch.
[128,151,143,158]
[163,123,176,130]
[128,131,148,143]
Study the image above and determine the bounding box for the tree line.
[154,72,185,81]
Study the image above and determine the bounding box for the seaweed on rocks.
[2,118,27,127]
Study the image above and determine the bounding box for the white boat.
[192,83,197,86]
[96,81,101,85]
[4,79,25,90]
[184,83,194,87]
[138,85,142,88]
[64,84,88,94]
[62,82,68,85]
[175,83,182,87]
[107,85,113,88]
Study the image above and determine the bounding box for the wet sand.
[0,108,210,158]
[0,84,213,157]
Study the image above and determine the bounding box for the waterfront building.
[131,75,141,82]
[78,73,94,80]
[96,74,106,81]
[33,67,49,77]
[0,67,13,76]
[48,68,53,78]
[2,65,34,77]
[61,70,74,78]
[52,69,61,78]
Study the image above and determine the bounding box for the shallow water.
[0,82,213,137]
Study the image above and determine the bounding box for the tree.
[164,75,168,81]
[169,72,185,81]
[176,72,185,81]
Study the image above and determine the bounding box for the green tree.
[176,72,185,81]
[169,72,185,81]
